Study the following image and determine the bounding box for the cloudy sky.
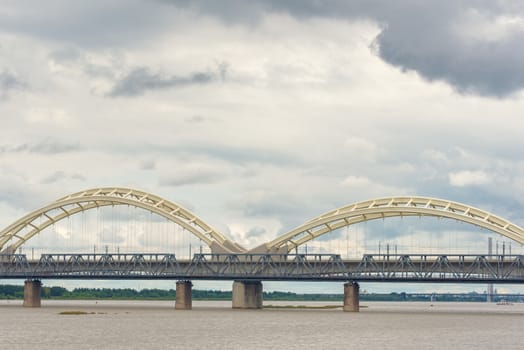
[1,1,524,292]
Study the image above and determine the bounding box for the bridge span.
[1,187,524,311]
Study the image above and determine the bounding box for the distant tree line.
[0,285,341,301]
[0,284,522,302]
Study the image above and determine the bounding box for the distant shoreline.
[1,284,522,302]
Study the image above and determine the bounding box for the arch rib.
[262,196,524,253]
[3,192,524,256]
[0,187,242,253]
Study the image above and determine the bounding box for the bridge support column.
[175,281,192,310]
[343,282,359,312]
[23,280,42,308]
[232,281,263,309]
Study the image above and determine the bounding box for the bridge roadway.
[3,253,523,311]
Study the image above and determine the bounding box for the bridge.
[1,187,524,311]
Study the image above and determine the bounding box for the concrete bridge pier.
[175,281,193,310]
[343,282,359,312]
[232,281,263,309]
[23,280,42,307]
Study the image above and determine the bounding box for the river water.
[0,300,522,349]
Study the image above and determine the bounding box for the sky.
[1,0,524,293]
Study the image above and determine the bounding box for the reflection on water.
[0,300,523,349]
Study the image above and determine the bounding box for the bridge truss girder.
[1,253,524,283]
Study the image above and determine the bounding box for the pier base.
[343,282,359,312]
[232,281,263,309]
[23,280,42,308]
[175,281,193,310]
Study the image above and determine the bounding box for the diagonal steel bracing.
[2,253,524,283]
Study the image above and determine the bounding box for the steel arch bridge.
[1,188,524,255]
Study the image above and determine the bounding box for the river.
[0,300,522,349]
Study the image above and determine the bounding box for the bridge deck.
[1,253,523,283]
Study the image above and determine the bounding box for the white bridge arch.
[0,187,244,254]
[1,190,523,255]
[254,196,524,254]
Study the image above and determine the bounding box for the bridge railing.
[0,253,523,282]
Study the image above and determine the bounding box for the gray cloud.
[109,67,216,97]
[6,1,521,96]
[70,173,87,181]
[0,1,177,48]
[0,140,82,155]
[49,46,83,62]
[49,47,119,79]
[228,191,319,231]
[40,171,67,184]
[98,228,125,244]
[134,143,300,167]
[370,4,524,97]
[0,70,24,99]
[182,145,300,167]
[40,171,87,184]
[139,159,156,171]
[2,1,522,96]
[0,176,49,211]
[166,0,524,97]
[245,226,267,239]
[159,166,226,187]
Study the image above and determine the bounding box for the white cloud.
[1,1,524,293]
[343,137,381,161]
[226,218,282,248]
[341,175,371,187]
[448,170,491,187]
[25,107,73,124]
[422,149,448,162]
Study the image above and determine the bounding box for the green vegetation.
[0,284,522,302]
[0,284,24,299]
[59,311,94,315]
[0,285,342,301]
[0,285,344,301]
